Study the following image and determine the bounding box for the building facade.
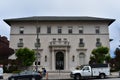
[4,16,115,71]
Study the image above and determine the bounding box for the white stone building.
[4,16,115,71]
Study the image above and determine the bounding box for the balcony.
[96,42,102,47]
[17,43,24,47]
[35,43,41,48]
[49,41,70,47]
[79,43,85,47]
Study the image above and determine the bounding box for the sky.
[0,0,120,57]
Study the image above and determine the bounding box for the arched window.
[79,53,85,65]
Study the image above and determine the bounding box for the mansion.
[4,16,115,71]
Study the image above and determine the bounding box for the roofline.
[3,16,115,26]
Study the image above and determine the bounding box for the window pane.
[80,38,83,44]
[47,26,51,33]
[79,26,83,34]
[36,27,40,33]
[20,27,24,34]
[19,38,23,43]
[96,27,100,34]
[58,27,62,34]
[68,27,72,34]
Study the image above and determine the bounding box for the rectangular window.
[58,26,62,34]
[19,38,23,43]
[47,26,51,34]
[79,38,84,47]
[68,26,72,34]
[96,38,100,44]
[96,38,101,47]
[19,27,24,34]
[80,38,83,44]
[53,38,56,41]
[18,38,23,47]
[36,38,40,43]
[79,26,83,34]
[95,26,100,34]
[36,27,41,33]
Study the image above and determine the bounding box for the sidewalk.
[43,72,71,80]
[109,72,120,78]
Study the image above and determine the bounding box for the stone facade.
[4,16,115,71]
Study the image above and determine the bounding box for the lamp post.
[36,26,40,72]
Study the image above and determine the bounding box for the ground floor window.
[79,52,85,65]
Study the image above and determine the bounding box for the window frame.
[58,26,62,34]
[19,27,24,34]
[79,26,83,34]
[47,26,51,34]
[95,26,100,34]
[68,26,73,34]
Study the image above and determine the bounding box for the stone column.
[52,49,55,70]
[65,50,69,70]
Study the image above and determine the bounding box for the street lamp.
[35,26,40,72]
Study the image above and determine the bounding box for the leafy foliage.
[16,48,35,67]
[89,46,110,64]
[113,48,120,70]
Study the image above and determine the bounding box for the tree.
[89,46,110,64]
[113,48,120,70]
[16,47,36,67]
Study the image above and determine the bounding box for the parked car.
[70,64,110,80]
[8,70,42,80]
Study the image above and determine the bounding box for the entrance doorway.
[56,52,64,70]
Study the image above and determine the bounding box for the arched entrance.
[56,52,64,70]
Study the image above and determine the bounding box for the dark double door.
[56,52,64,70]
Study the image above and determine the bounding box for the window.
[58,38,61,41]
[58,26,62,34]
[19,38,23,43]
[47,26,51,34]
[95,26,100,34]
[79,53,85,65]
[19,27,24,34]
[96,38,102,47]
[53,38,56,41]
[18,38,23,47]
[79,26,83,34]
[68,26,72,34]
[35,61,40,65]
[45,55,47,62]
[37,53,41,58]
[79,38,84,47]
[80,38,83,44]
[64,38,67,41]
[36,38,40,43]
[35,38,40,47]
[72,55,75,62]
[36,27,40,33]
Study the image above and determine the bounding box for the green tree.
[113,48,120,70]
[89,46,110,64]
[16,47,36,67]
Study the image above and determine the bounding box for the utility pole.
[36,22,40,72]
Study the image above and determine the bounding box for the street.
[1,76,120,80]
[1,72,120,80]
